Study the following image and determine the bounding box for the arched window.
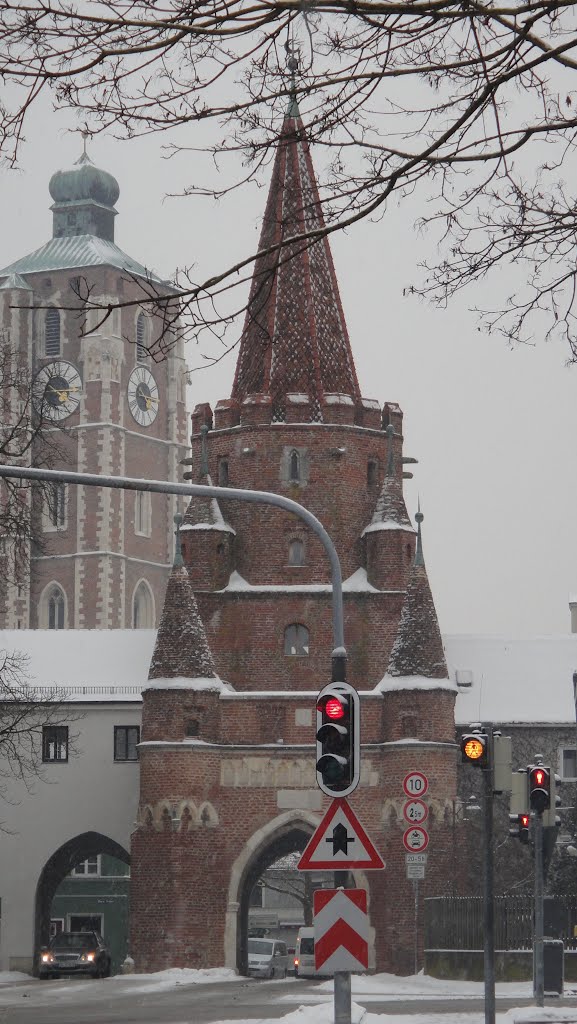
[284,623,309,656]
[367,459,378,486]
[218,459,229,486]
[288,539,305,566]
[45,308,61,357]
[132,580,155,629]
[289,450,301,482]
[47,585,65,630]
[136,313,147,362]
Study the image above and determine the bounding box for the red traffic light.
[520,814,529,828]
[323,697,345,720]
[533,769,545,787]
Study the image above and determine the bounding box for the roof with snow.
[1,629,576,724]
[230,105,360,423]
[148,565,217,683]
[0,234,170,287]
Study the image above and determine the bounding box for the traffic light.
[529,765,551,813]
[543,773,562,828]
[509,813,530,844]
[461,730,489,768]
[315,681,360,797]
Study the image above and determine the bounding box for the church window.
[249,882,265,908]
[132,580,155,629]
[47,585,65,629]
[367,459,378,486]
[218,459,229,486]
[72,856,101,876]
[288,539,305,566]
[45,308,61,356]
[284,623,309,656]
[45,481,66,530]
[134,491,151,537]
[136,313,148,362]
[289,450,301,482]
[406,542,412,562]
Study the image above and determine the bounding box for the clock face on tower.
[127,365,159,427]
[33,360,82,420]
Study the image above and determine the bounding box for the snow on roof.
[144,676,232,693]
[378,674,457,694]
[222,569,386,594]
[0,629,156,699]
[2,629,577,724]
[362,521,416,536]
[446,634,577,726]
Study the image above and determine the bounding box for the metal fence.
[425,896,577,951]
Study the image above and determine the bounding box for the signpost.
[298,799,385,872]
[313,889,369,973]
[402,772,429,975]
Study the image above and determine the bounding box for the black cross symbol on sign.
[326,822,355,855]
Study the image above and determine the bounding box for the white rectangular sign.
[405,853,427,865]
[407,864,425,880]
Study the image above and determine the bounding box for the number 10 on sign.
[403,771,429,798]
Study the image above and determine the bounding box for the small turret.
[362,425,415,589]
[378,508,456,742]
[49,137,119,242]
[180,426,235,590]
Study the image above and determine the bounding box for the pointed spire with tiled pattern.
[147,515,217,682]
[231,99,360,422]
[385,509,448,680]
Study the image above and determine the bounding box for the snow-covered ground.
[0,967,576,1024]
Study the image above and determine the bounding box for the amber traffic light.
[461,732,489,768]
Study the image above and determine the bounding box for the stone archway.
[34,831,130,971]
[225,809,375,975]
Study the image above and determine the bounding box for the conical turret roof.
[362,428,414,537]
[381,513,450,683]
[231,104,360,422]
[181,472,235,535]
[147,564,218,684]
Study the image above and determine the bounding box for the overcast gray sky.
[2,91,576,639]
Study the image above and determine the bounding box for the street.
[2,975,577,1024]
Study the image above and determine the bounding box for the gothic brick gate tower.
[130,98,458,975]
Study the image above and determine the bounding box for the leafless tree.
[0,649,79,824]
[1,2,577,357]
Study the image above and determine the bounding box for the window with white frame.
[134,490,151,536]
[132,581,154,629]
[560,747,577,780]
[44,481,67,531]
[71,856,101,877]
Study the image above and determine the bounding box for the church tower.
[0,146,188,629]
[131,100,458,974]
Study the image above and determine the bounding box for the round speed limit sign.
[403,771,429,798]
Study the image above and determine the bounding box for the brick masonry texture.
[131,103,458,976]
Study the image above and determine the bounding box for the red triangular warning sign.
[297,799,385,871]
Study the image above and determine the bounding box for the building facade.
[0,147,188,630]
[129,100,459,976]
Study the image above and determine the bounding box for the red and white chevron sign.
[313,888,369,973]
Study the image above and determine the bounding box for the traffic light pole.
[482,766,496,1024]
[534,812,545,1007]
[0,464,346,653]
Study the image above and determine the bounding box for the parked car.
[247,938,288,979]
[39,931,112,979]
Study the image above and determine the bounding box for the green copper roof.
[0,234,171,287]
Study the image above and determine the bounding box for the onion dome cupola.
[377,508,456,743]
[231,94,361,424]
[180,426,236,591]
[49,139,120,242]
[143,516,226,744]
[362,425,416,589]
